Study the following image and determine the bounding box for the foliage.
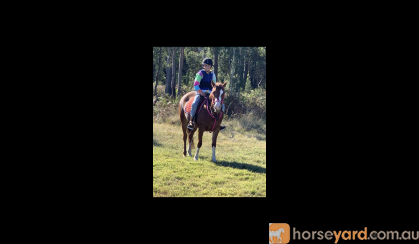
[239,88,266,118]
[153,82,266,135]
[156,46,266,92]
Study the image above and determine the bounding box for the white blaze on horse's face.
[214,89,223,111]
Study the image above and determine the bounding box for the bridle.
[211,90,224,113]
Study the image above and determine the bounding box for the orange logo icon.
[269,223,290,243]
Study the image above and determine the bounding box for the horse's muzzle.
[214,101,221,111]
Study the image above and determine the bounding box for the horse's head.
[210,81,227,113]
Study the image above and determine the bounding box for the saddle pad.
[184,96,195,114]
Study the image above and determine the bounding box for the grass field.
[153,122,266,197]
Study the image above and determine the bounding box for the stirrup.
[187,121,195,130]
[220,126,226,131]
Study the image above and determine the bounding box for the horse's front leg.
[211,128,220,162]
[194,128,204,161]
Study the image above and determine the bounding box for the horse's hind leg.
[187,127,196,157]
[180,104,188,157]
[181,118,189,157]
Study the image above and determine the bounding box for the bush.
[153,82,183,125]
[153,82,266,139]
[222,88,266,120]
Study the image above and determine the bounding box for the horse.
[179,81,227,162]
[269,228,285,243]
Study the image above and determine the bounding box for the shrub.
[153,82,266,139]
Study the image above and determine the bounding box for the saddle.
[185,93,209,122]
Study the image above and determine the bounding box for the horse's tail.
[190,137,195,149]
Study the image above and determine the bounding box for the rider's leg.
[188,93,201,129]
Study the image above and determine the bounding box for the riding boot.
[187,114,195,130]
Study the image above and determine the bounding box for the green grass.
[153,122,266,197]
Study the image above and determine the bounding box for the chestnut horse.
[179,81,227,162]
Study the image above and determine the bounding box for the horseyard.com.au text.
[292,227,418,242]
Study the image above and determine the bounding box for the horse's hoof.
[212,158,216,162]
[194,157,198,161]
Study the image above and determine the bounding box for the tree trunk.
[177,47,185,98]
[165,48,172,95]
[243,59,249,91]
[241,50,247,89]
[249,48,257,89]
[213,48,218,81]
[237,50,244,102]
[250,56,257,89]
[258,75,266,88]
[233,48,236,96]
[253,59,257,88]
[171,47,177,98]
[154,47,162,96]
[230,47,235,96]
[228,48,233,92]
[153,48,155,82]
[238,47,243,94]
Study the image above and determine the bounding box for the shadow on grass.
[213,160,266,174]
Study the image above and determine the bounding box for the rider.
[187,58,226,131]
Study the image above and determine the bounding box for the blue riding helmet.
[202,58,213,66]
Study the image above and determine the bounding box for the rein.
[196,93,224,133]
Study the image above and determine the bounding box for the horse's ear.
[211,81,215,88]
[222,81,228,88]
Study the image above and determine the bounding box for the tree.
[154,47,162,96]
[153,48,155,83]
[177,47,185,98]
[229,47,233,92]
[210,47,220,82]
[237,47,243,100]
[258,75,266,88]
[171,47,177,98]
[243,58,250,91]
[230,47,235,96]
[165,47,172,95]
[249,47,258,89]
